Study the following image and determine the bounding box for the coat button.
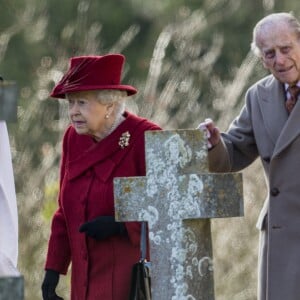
[270,187,279,196]
[272,225,282,229]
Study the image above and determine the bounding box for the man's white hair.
[251,12,300,57]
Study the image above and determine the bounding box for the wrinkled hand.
[79,216,126,241]
[197,118,221,149]
[41,269,64,300]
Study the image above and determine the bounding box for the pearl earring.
[105,114,109,119]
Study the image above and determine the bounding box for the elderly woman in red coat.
[41,54,161,300]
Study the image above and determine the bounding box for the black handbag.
[129,222,152,300]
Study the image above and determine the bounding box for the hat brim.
[50,84,137,99]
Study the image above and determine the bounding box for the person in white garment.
[0,120,19,276]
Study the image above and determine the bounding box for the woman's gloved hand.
[41,269,64,300]
[79,216,126,240]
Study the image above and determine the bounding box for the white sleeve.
[0,121,19,276]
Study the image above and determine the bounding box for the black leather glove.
[41,269,64,300]
[79,216,126,240]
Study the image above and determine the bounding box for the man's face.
[259,23,300,85]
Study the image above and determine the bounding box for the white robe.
[0,121,19,276]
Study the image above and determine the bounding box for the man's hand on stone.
[197,118,221,150]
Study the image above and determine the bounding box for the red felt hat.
[50,54,137,99]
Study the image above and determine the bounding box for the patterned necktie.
[286,85,300,113]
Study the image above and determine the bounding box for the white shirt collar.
[284,81,300,92]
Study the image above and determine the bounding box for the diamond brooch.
[119,131,131,148]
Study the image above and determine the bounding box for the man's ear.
[261,57,268,69]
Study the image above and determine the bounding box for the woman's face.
[67,91,113,140]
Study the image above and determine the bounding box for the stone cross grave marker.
[0,79,18,122]
[0,276,24,300]
[114,129,243,300]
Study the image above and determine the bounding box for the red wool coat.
[45,111,161,300]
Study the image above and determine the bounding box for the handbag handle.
[140,221,147,261]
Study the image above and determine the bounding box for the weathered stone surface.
[0,276,24,300]
[0,80,18,122]
[114,129,243,300]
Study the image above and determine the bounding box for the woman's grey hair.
[95,89,128,104]
[251,12,300,57]
[96,89,127,117]
[66,89,127,117]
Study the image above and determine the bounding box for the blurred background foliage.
[1,0,299,299]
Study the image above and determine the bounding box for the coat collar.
[66,112,144,181]
[257,75,300,157]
